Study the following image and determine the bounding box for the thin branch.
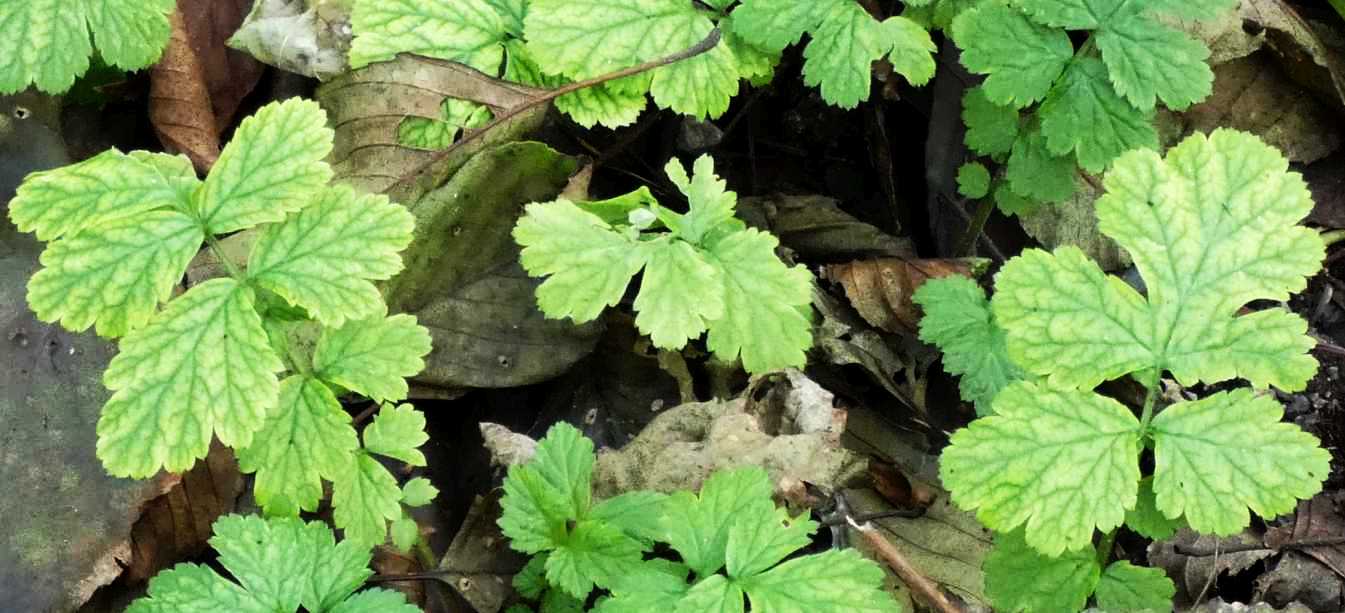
[1174,535,1345,557]
[848,517,963,613]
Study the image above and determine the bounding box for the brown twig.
[385,29,723,195]
[848,517,963,613]
[1174,535,1345,557]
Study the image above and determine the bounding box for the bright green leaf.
[1097,15,1211,111]
[725,506,817,578]
[247,185,414,327]
[332,453,404,548]
[1039,57,1158,172]
[85,0,177,70]
[666,155,738,244]
[633,239,724,348]
[956,162,991,199]
[1005,126,1077,202]
[401,477,439,507]
[313,314,432,404]
[913,275,1024,415]
[514,199,647,323]
[589,490,669,544]
[1151,390,1329,536]
[962,86,1020,157]
[648,28,740,119]
[329,588,421,613]
[127,563,265,613]
[677,575,744,613]
[940,381,1141,555]
[801,1,892,108]
[28,210,202,337]
[0,0,174,95]
[555,84,649,129]
[515,554,549,599]
[704,229,814,373]
[720,16,780,83]
[546,520,646,598]
[951,4,1072,107]
[1145,0,1238,20]
[499,423,596,553]
[1125,477,1182,540]
[1095,561,1176,613]
[882,16,937,86]
[349,0,506,69]
[236,376,358,516]
[390,515,420,552]
[485,0,527,36]
[661,467,775,577]
[196,98,334,235]
[97,279,284,477]
[596,561,691,612]
[738,549,900,612]
[983,529,1100,613]
[363,404,429,466]
[730,0,834,54]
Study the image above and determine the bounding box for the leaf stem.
[953,194,996,257]
[1137,370,1160,431]
[1095,528,1117,568]
[205,234,246,281]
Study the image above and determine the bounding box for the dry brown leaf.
[124,441,242,583]
[822,258,987,334]
[178,0,265,132]
[1265,491,1345,580]
[151,8,220,172]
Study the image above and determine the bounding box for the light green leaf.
[390,515,420,552]
[1012,0,1116,29]
[10,149,198,242]
[485,0,527,36]
[349,0,506,69]
[247,185,414,327]
[97,279,284,478]
[28,210,202,337]
[499,422,595,552]
[514,199,647,323]
[1006,126,1077,203]
[956,162,991,199]
[546,520,646,598]
[555,84,650,129]
[85,0,176,70]
[983,529,1100,613]
[633,239,724,348]
[398,98,493,150]
[883,16,937,86]
[211,516,319,611]
[1039,57,1157,172]
[589,490,669,544]
[196,98,334,234]
[307,532,379,612]
[329,588,422,613]
[1151,390,1329,536]
[912,275,1024,415]
[739,549,900,612]
[962,86,1020,157]
[332,453,404,548]
[704,228,814,373]
[661,466,776,577]
[940,381,1141,555]
[312,314,432,404]
[730,0,835,53]
[401,477,439,507]
[363,404,429,466]
[1097,15,1211,111]
[0,1,93,94]
[597,561,691,612]
[649,28,740,119]
[665,155,738,244]
[127,563,265,613]
[1093,130,1324,390]
[236,376,358,516]
[951,4,1072,107]
[725,506,817,578]
[677,574,744,613]
[533,422,595,519]
[515,554,549,599]
[1145,0,1238,20]
[720,16,780,83]
[1095,561,1175,613]
[1125,477,1182,540]
[801,1,892,108]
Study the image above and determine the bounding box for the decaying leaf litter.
[5,0,1345,611]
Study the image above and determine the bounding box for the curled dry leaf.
[823,258,988,334]
[150,8,220,172]
[125,441,243,582]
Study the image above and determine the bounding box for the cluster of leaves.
[498,423,900,612]
[8,98,436,549]
[948,0,1235,213]
[914,129,1330,611]
[347,0,935,143]
[513,154,813,374]
[0,0,175,94]
[129,515,418,612]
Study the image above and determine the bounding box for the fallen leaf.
[1149,528,1276,607]
[822,258,988,334]
[150,8,221,172]
[434,492,529,612]
[737,194,915,261]
[1240,0,1345,110]
[1017,176,1135,271]
[1255,551,1343,611]
[812,286,926,414]
[1264,491,1345,579]
[228,0,351,80]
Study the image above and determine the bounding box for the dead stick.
[848,517,962,613]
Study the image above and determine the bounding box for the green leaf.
[647,28,740,120]
[349,0,506,69]
[28,210,203,337]
[994,181,1040,217]
[515,554,550,599]
[363,404,429,466]
[882,16,938,86]
[485,0,527,36]
[730,0,833,53]
[596,561,691,612]
[1039,57,1157,173]
[1005,126,1078,203]
[555,84,649,129]
[661,466,776,577]
[0,0,174,94]
[725,507,818,578]
[542,589,586,613]
[237,376,359,516]
[1151,390,1329,536]
[665,155,737,244]
[312,314,432,404]
[399,98,493,150]
[983,529,1100,613]
[1095,561,1175,613]
[85,0,177,70]
[940,381,1141,555]
[97,279,284,477]
[532,422,595,518]
[801,2,893,109]
[998,130,1324,391]
[247,185,414,327]
[329,588,422,613]
[332,453,404,548]
[401,477,439,507]
[633,239,724,349]
[10,149,198,242]
[913,275,1024,415]
[127,563,263,613]
[956,162,991,199]
[514,199,647,323]
[589,490,669,544]
[390,515,420,552]
[499,423,596,552]
[211,516,319,611]
[1125,477,1182,540]
[951,3,1072,107]
[1145,0,1238,20]
[196,98,334,235]
[738,549,900,612]
[546,520,646,598]
[1096,14,1211,111]
[962,86,1020,157]
[704,228,814,373]
[720,16,781,83]
[678,574,744,613]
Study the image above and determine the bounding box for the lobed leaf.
[913,275,1023,414]
[738,549,900,612]
[363,404,429,466]
[85,0,177,71]
[725,507,817,579]
[312,314,432,404]
[1005,126,1077,202]
[983,529,1100,613]
[400,477,440,507]
[349,0,506,69]
[677,575,744,613]
[1095,561,1176,613]
[951,4,1072,107]
[956,162,991,200]
[545,520,646,598]
[1124,477,1183,540]
[801,1,895,109]
[0,1,93,94]
[633,239,724,349]
[514,199,647,323]
[1039,57,1157,172]
[1096,14,1211,111]
[962,86,1020,157]
[704,229,814,374]
[332,454,404,548]
[661,467,775,577]
[127,563,263,613]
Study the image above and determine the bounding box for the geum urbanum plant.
[347,0,936,143]
[512,154,813,374]
[950,0,1235,214]
[0,0,175,94]
[914,129,1331,612]
[498,423,901,612]
[8,98,436,549]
